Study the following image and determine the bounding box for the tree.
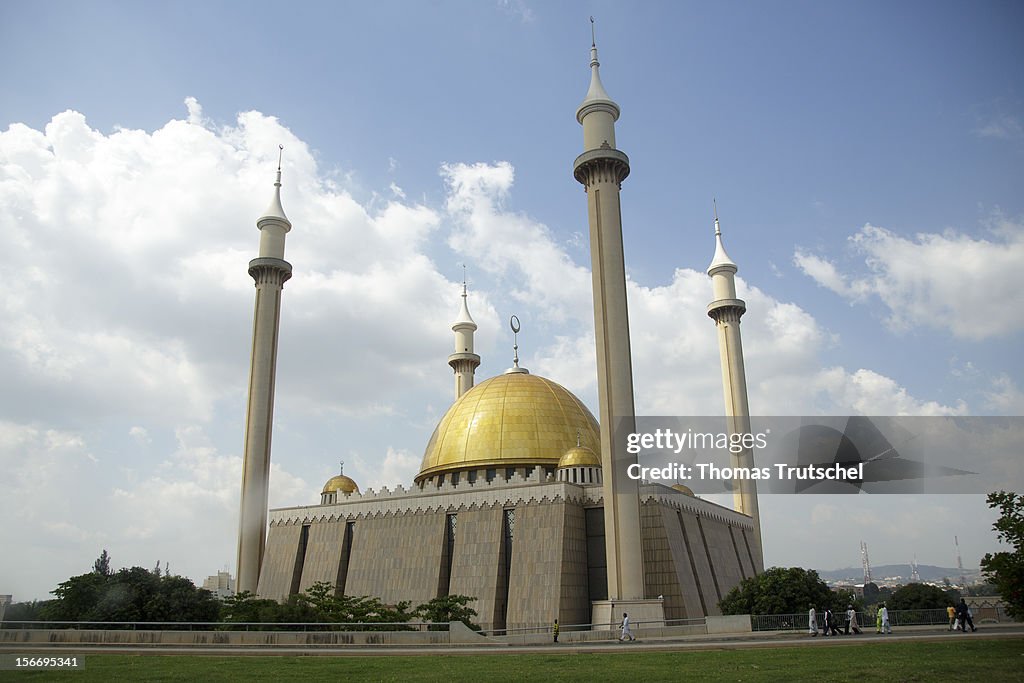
[44,564,222,624]
[981,490,1024,620]
[719,567,835,615]
[890,583,957,611]
[93,550,112,577]
[415,594,480,630]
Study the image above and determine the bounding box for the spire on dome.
[505,315,529,374]
[576,17,620,124]
[452,266,477,330]
[707,199,737,274]
[259,144,291,227]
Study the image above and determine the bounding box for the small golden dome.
[671,484,694,496]
[416,372,599,483]
[558,445,601,468]
[322,474,359,495]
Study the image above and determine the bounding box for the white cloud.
[795,222,1024,340]
[0,106,978,600]
[497,0,535,23]
[984,375,1024,415]
[974,113,1024,140]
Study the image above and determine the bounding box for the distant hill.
[814,564,980,584]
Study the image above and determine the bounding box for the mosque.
[236,31,764,632]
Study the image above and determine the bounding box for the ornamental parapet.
[707,298,746,321]
[268,469,597,526]
[640,483,756,531]
[573,148,630,187]
[248,257,293,286]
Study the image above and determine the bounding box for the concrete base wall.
[706,614,752,634]
[0,622,488,647]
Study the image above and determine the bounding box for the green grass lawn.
[8,638,1024,682]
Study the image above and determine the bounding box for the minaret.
[572,20,646,605]
[448,271,481,399]
[236,147,293,595]
[706,203,762,553]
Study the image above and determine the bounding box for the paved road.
[3,625,1022,657]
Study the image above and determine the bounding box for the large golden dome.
[416,371,600,483]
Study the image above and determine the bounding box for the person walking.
[846,605,861,635]
[880,602,891,634]
[619,612,635,642]
[553,618,559,643]
[957,599,976,632]
[947,604,956,631]
[876,604,883,633]
[808,606,818,636]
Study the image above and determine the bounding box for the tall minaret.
[706,203,762,552]
[448,272,480,399]
[573,20,646,604]
[236,148,293,594]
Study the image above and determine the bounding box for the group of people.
[947,598,977,632]
[808,604,883,636]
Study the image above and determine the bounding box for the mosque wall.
[259,482,761,627]
[640,503,686,621]
[678,513,723,616]
[297,520,346,594]
[558,503,591,628]
[700,517,746,599]
[256,523,304,601]
[448,505,505,629]
[344,511,446,606]
[731,525,756,579]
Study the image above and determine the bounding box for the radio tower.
[955,536,966,588]
[910,555,920,582]
[861,541,873,584]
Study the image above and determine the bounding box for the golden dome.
[416,371,599,483]
[558,445,601,468]
[671,483,694,496]
[322,474,359,495]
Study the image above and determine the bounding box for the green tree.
[980,490,1024,620]
[92,549,112,577]
[890,583,957,611]
[415,594,480,630]
[718,567,835,615]
[43,571,109,621]
[44,563,223,624]
[144,576,220,623]
[4,600,54,622]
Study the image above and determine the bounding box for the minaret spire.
[706,204,763,568]
[449,269,481,399]
[573,24,654,624]
[237,150,294,595]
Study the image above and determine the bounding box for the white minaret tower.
[448,270,480,399]
[236,147,292,595]
[706,203,762,554]
[573,20,650,615]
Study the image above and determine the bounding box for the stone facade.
[257,467,761,630]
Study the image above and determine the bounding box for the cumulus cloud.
[795,221,1024,340]
[0,103,974,600]
[442,161,962,419]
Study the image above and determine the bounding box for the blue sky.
[1,1,1021,600]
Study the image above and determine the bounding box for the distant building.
[202,572,235,599]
